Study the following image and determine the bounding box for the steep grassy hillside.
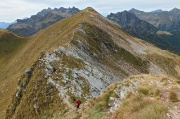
[0,29,27,71]
[1,7,180,119]
[0,29,27,118]
[0,8,85,119]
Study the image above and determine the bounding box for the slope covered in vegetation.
[1,7,180,119]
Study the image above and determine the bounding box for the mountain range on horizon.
[0,22,13,29]
[107,10,180,54]
[129,7,180,31]
[6,7,79,36]
[0,7,180,119]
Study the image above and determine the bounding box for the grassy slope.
[5,10,149,119]
[1,7,180,119]
[84,8,180,79]
[0,30,27,116]
[5,57,66,119]
[142,39,180,79]
[0,11,86,118]
[79,75,180,119]
[0,29,27,118]
[0,29,26,66]
[0,8,136,118]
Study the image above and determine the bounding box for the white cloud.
[0,0,180,22]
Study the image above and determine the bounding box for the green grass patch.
[176,80,180,84]
[169,91,179,102]
[161,77,168,82]
[61,53,85,69]
[137,87,151,96]
[82,86,115,119]
[154,89,160,97]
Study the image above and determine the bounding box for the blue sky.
[0,0,180,22]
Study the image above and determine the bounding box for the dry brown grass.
[111,76,170,119]
[112,96,167,119]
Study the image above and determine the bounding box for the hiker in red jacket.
[74,99,81,108]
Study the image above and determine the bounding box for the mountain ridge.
[107,10,180,54]
[129,7,180,31]
[0,7,179,119]
[7,7,80,36]
[6,7,180,54]
[107,11,180,52]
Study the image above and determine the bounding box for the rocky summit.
[0,7,179,119]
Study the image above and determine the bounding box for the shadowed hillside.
[0,29,27,71]
[107,11,180,54]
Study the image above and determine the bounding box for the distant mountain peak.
[129,8,143,12]
[171,7,180,11]
[129,8,144,14]
[129,8,138,11]
[84,7,97,12]
[170,7,180,13]
[151,9,164,13]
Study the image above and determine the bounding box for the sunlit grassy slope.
[0,29,26,66]
[0,29,27,118]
